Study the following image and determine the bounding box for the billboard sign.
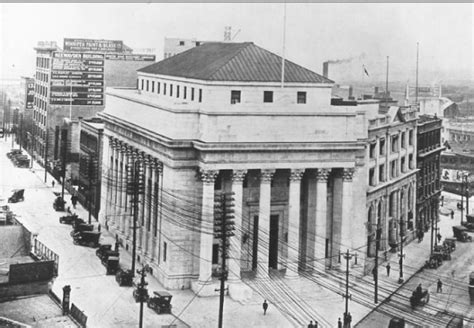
[64,38,123,53]
[50,52,105,106]
[105,54,156,61]
[26,80,35,109]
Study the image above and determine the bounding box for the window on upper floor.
[390,159,398,179]
[409,153,414,169]
[191,87,195,101]
[297,91,306,104]
[369,143,376,159]
[408,130,413,146]
[177,85,180,98]
[379,138,386,156]
[164,83,167,95]
[401,156,406,173]
[369,168,376,186]
[184,86,187,99]
[179,41,185,46]
[231,90,241,104]
[263,91,273,103]
[151,81,155,93]
[391,135,399,153]
[199,89,202,102]
[170,84,173,97]
[146,80,149,92]
[401,131,406,149]
[141,79,144,90]
[157,82,160,94]
[379,164,385,182]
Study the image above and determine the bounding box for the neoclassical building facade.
[98,42,376,295]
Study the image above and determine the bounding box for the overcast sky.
[1,3,473,84]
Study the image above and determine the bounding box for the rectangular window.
[379,164,385,182]
[191,87,195,101]
[379,138,385,155]
[401,132,406,149]
[369,143,376,159]
[297,91,306,104]
[146,80,149,91]
[263,91,273,103]
[151,81,155,93]
[231,90,241,104]
[409,154,414,169]
[369,168,375,186]
[164,83,167,95]
[176,85,180,98]
[170,84,173,97]
[408,130,413,146]
[163,242,167,262]
[184,86,187,99]
[401,156,406,173]
[141,79,144,90]
[390,160,397,179]
[199,89,202,102]
[391,135,399,153]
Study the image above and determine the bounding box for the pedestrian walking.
[441,195,444,206]
[417,230,422,242]
[437,279,443,293]
[307,321,314,328]
[71,195,77,209]
[386,262,391,276]
[437,232,442,243]
[98,224,101,232]
[347,312,352,327]
[313,321,318,328]
[451,210,454,219]
[338,318,342,328]
[51,180,55,188]
[262,300,268,315]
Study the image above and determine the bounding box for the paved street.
[0,136,292,328]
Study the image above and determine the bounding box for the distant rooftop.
[418,114,441,124]
[138,42,333,83]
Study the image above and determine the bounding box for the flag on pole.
[363,64,370,77]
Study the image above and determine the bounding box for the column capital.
[260,169,275,183]
[289,169,305,182]
[232,170,247,183]
[198,169,219,184]
[342,168,355,182]
[315,168,331,182]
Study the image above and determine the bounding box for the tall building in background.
[31,38,155,196]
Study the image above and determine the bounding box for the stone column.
[108,138,116,228]
[197,169,218,283]
[286,169,304,278]
[119,146,126,233]
[340,168,355,254]
[315,169,330,267]
[136,153,145,251]
[142,156,150,257]
[256,169,275,278]
[228,170,246,283]
[148,158,157,261]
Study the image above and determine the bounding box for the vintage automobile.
[70,223,94,237]
[105,256,120,275]
[6,149,22,159]
[116,268,134,287]
[8,189,24,203]
[443,238,456,252]
[72,217,86,229]
[72,231,101,248]
[133,285,149,303]
[453,225,472,242]
[53,196,66,211]
[433,245,451,261]
[410,286,430,309]
[462,214,474,231]
[59,213,80,224]
[469,272,474,305]
[425,252,443,269]
[97,244,120,263]
[388,317,405,328]
[147,291,173,314]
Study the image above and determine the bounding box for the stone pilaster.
[228,170,246,283]
[315,168,330,268]
[340,168,355,254]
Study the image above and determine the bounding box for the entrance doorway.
[269,215,279,270]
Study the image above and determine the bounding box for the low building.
[416,115,443,235]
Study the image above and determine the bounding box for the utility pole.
[342,249,356,328]
[61,128,67,201]
[136,264,149,328]
[44,128,49,183]
[126,154,145,275]
[374,221,382,304]
[398,217,405,284]
[465,174,470,217]
[87,155,97,224]
[461,176,465,225]
[214,191,235,328]
[415,42,419,106]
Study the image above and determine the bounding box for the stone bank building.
[99,42,407,295]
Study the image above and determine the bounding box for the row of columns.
[107,137,163,263]
[197,167,354,284]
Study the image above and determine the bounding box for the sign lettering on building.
[64,38,123,53]
[50,52,105,106]
[104,54,156,61]
[26,81,35,109]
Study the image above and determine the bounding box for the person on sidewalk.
[451,210,454,219]
[338,318,342,328]
[71,195,78,209]
[307,321,314,328]
[437,232,442,243]
[262,300,268,315]
[437,279,443,293]
[51,180,55,188]
[347,312,352,327]
[386,262,391,276]
[313,321,318,328]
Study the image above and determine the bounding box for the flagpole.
[281,1,287,88]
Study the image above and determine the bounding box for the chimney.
[348,86,354,100]
[323,62,329,78]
